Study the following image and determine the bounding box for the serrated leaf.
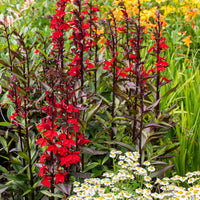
[6,174,28,182]
[11,156,23,165]
[147,98,161,110]
[10,50,24,62]
[41,190,63,198]
[144,123,165,129]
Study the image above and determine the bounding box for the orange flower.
[98,37,107,45]
[182,35,192,47]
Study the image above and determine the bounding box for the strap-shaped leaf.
[84,99,102,122]
[104,140,135,151]
[55,182,72,195]
[150,165,174,178]
[41,190,63,198]
[0,59,11,68]
[80,147,108,155]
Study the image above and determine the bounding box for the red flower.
[60,151,81,166]
[103,60,112,71]
[62,132,76,148]
[155,56,169,72]
[39,154,51,163]
[35,49,40,53]
[116,70,127,78]
[37,138,48,147]
[148,45,156,53]
[9,112,18,120]
[41,176,52,187]
[77,133,90,146]
[55,9,65,17]
[55,172,68,184]
[39,165,49,176]
[43,129,58,141]
[46,144,58,154]
[86,59,94,69]
[161,75,170,83]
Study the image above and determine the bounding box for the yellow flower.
[182,35,192,47]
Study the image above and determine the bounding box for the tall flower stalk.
[148,10,170,118]
[37,1,89,198]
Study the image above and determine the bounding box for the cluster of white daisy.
[69,150,200,200]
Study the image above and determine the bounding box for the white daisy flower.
[143,161,151,166]
[147,166,155,172]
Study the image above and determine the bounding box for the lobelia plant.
[95,0,178,170]
[36,0,90,198]
[0,16,48,199]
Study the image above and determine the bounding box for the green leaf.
[7,105,15,121]
[162,84,179,99]
[0,59,10,67]
[0,186,9,194]
[0,165,9,174]
[18,152,30,162]
[0,122,11,127]
[18,164,29,174]
[83,162,99,173]
[22,189,32,196]
[104,140,135,151]
[85,100,102,122]
[150,165,174,178]
[41,190,64,198]
[102,153,110,165]
[0,155,9,160]
[0,136,8,153]
[80,147,108,155]
[93,127,110,141]
[6,174,28,182]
